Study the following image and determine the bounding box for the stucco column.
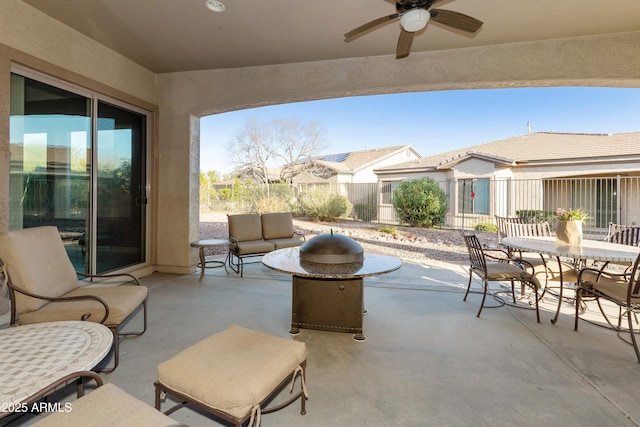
[155,106,200,274]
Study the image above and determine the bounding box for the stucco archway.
[155,31,640,273]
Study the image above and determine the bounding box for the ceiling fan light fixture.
[205,0,225,12]
[400,8,430,32]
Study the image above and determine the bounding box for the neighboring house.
[374,132,640,232]
[290,145,422,185]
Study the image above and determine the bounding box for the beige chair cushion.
[0,227,79,314]
[157,324,307,420]
[486,262,540,290]
[228,214,263,242]
[581,270,640,303]
[31,383,182,427]
[261,212,294,240]
[232,240,275,255]
[17,285,147,327]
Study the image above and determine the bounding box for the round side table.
[191,239,229,280]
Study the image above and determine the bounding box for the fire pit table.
[262,232,401,341]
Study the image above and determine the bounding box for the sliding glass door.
[95,101,146,272]
[9,71,148,274]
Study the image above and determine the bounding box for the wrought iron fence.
[202,176,640,238]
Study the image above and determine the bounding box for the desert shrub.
[474,222,498,233]
[515,209,554,223]
[392,178,447,228]
[252,196,292,214]
[297,188,352,221]
[353,202,377,222]
[251,184,295,213]
[378,225,397,234]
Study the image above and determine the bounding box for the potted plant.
[555,207,588,246]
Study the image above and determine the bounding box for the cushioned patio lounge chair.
[0,226,148,373]
[32,382,185,426]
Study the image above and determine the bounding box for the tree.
[227,116,326,185]
[392,178,447,228]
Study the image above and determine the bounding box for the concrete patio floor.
[9,255,640,426]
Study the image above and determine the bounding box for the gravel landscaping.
[199,212,499,263]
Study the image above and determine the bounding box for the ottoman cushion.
[157,325,306,420]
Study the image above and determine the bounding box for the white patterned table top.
[0,321,112,408]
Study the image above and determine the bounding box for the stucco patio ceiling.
[22,0,640,73]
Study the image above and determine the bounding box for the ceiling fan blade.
[396,28,414,59]
[429,9,483,33]
[344,14,399,41]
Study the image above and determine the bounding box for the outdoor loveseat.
[227,212,305,276]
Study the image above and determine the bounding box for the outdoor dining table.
[0,320,113,418]
[501,236,640,324]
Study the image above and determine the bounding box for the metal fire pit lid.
[299,230,364,264]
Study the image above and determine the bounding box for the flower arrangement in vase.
[555,208,588,246]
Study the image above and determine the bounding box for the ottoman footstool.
[155,325,307,426]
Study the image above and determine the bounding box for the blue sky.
[200,87,640,174]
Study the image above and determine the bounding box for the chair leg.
[97,301,147,374]
[574,289,582,331]
[463,270,473,301]
[627,306,640,363]
[532,283,541,323]
[476,279,488,318]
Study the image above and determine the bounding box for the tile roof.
[307,145,419,172]
[375,132,640,171]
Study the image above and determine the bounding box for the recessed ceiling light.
[205,0,225,12]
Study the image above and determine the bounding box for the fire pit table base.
[290,276,365,341]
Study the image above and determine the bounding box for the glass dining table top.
[502,236,640,263]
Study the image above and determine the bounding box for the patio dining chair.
[0,226,148,373]
[500,220,579,300]
[462,232,540,322]
[495,215,528,247]
[597,222,640,275]
[575,252,640,362]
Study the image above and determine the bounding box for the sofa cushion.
[0,226,79,314]
[228,214,263,242]
[18,285,148,328]
[157,324,306,420]
[261,212,294,240]
[266,237,304,250]
[231,240,275,256]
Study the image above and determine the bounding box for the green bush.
[392,178,447,228]
[297,188,352,221]
[253,196,292,214]
[474,223,498,233]
[353,203,377,222]
[251,184,295,213]
[378,225,397,234]
[515,209,555,223]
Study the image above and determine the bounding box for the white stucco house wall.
[374,132,640,231]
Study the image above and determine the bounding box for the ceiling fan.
[344,0,483,59]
